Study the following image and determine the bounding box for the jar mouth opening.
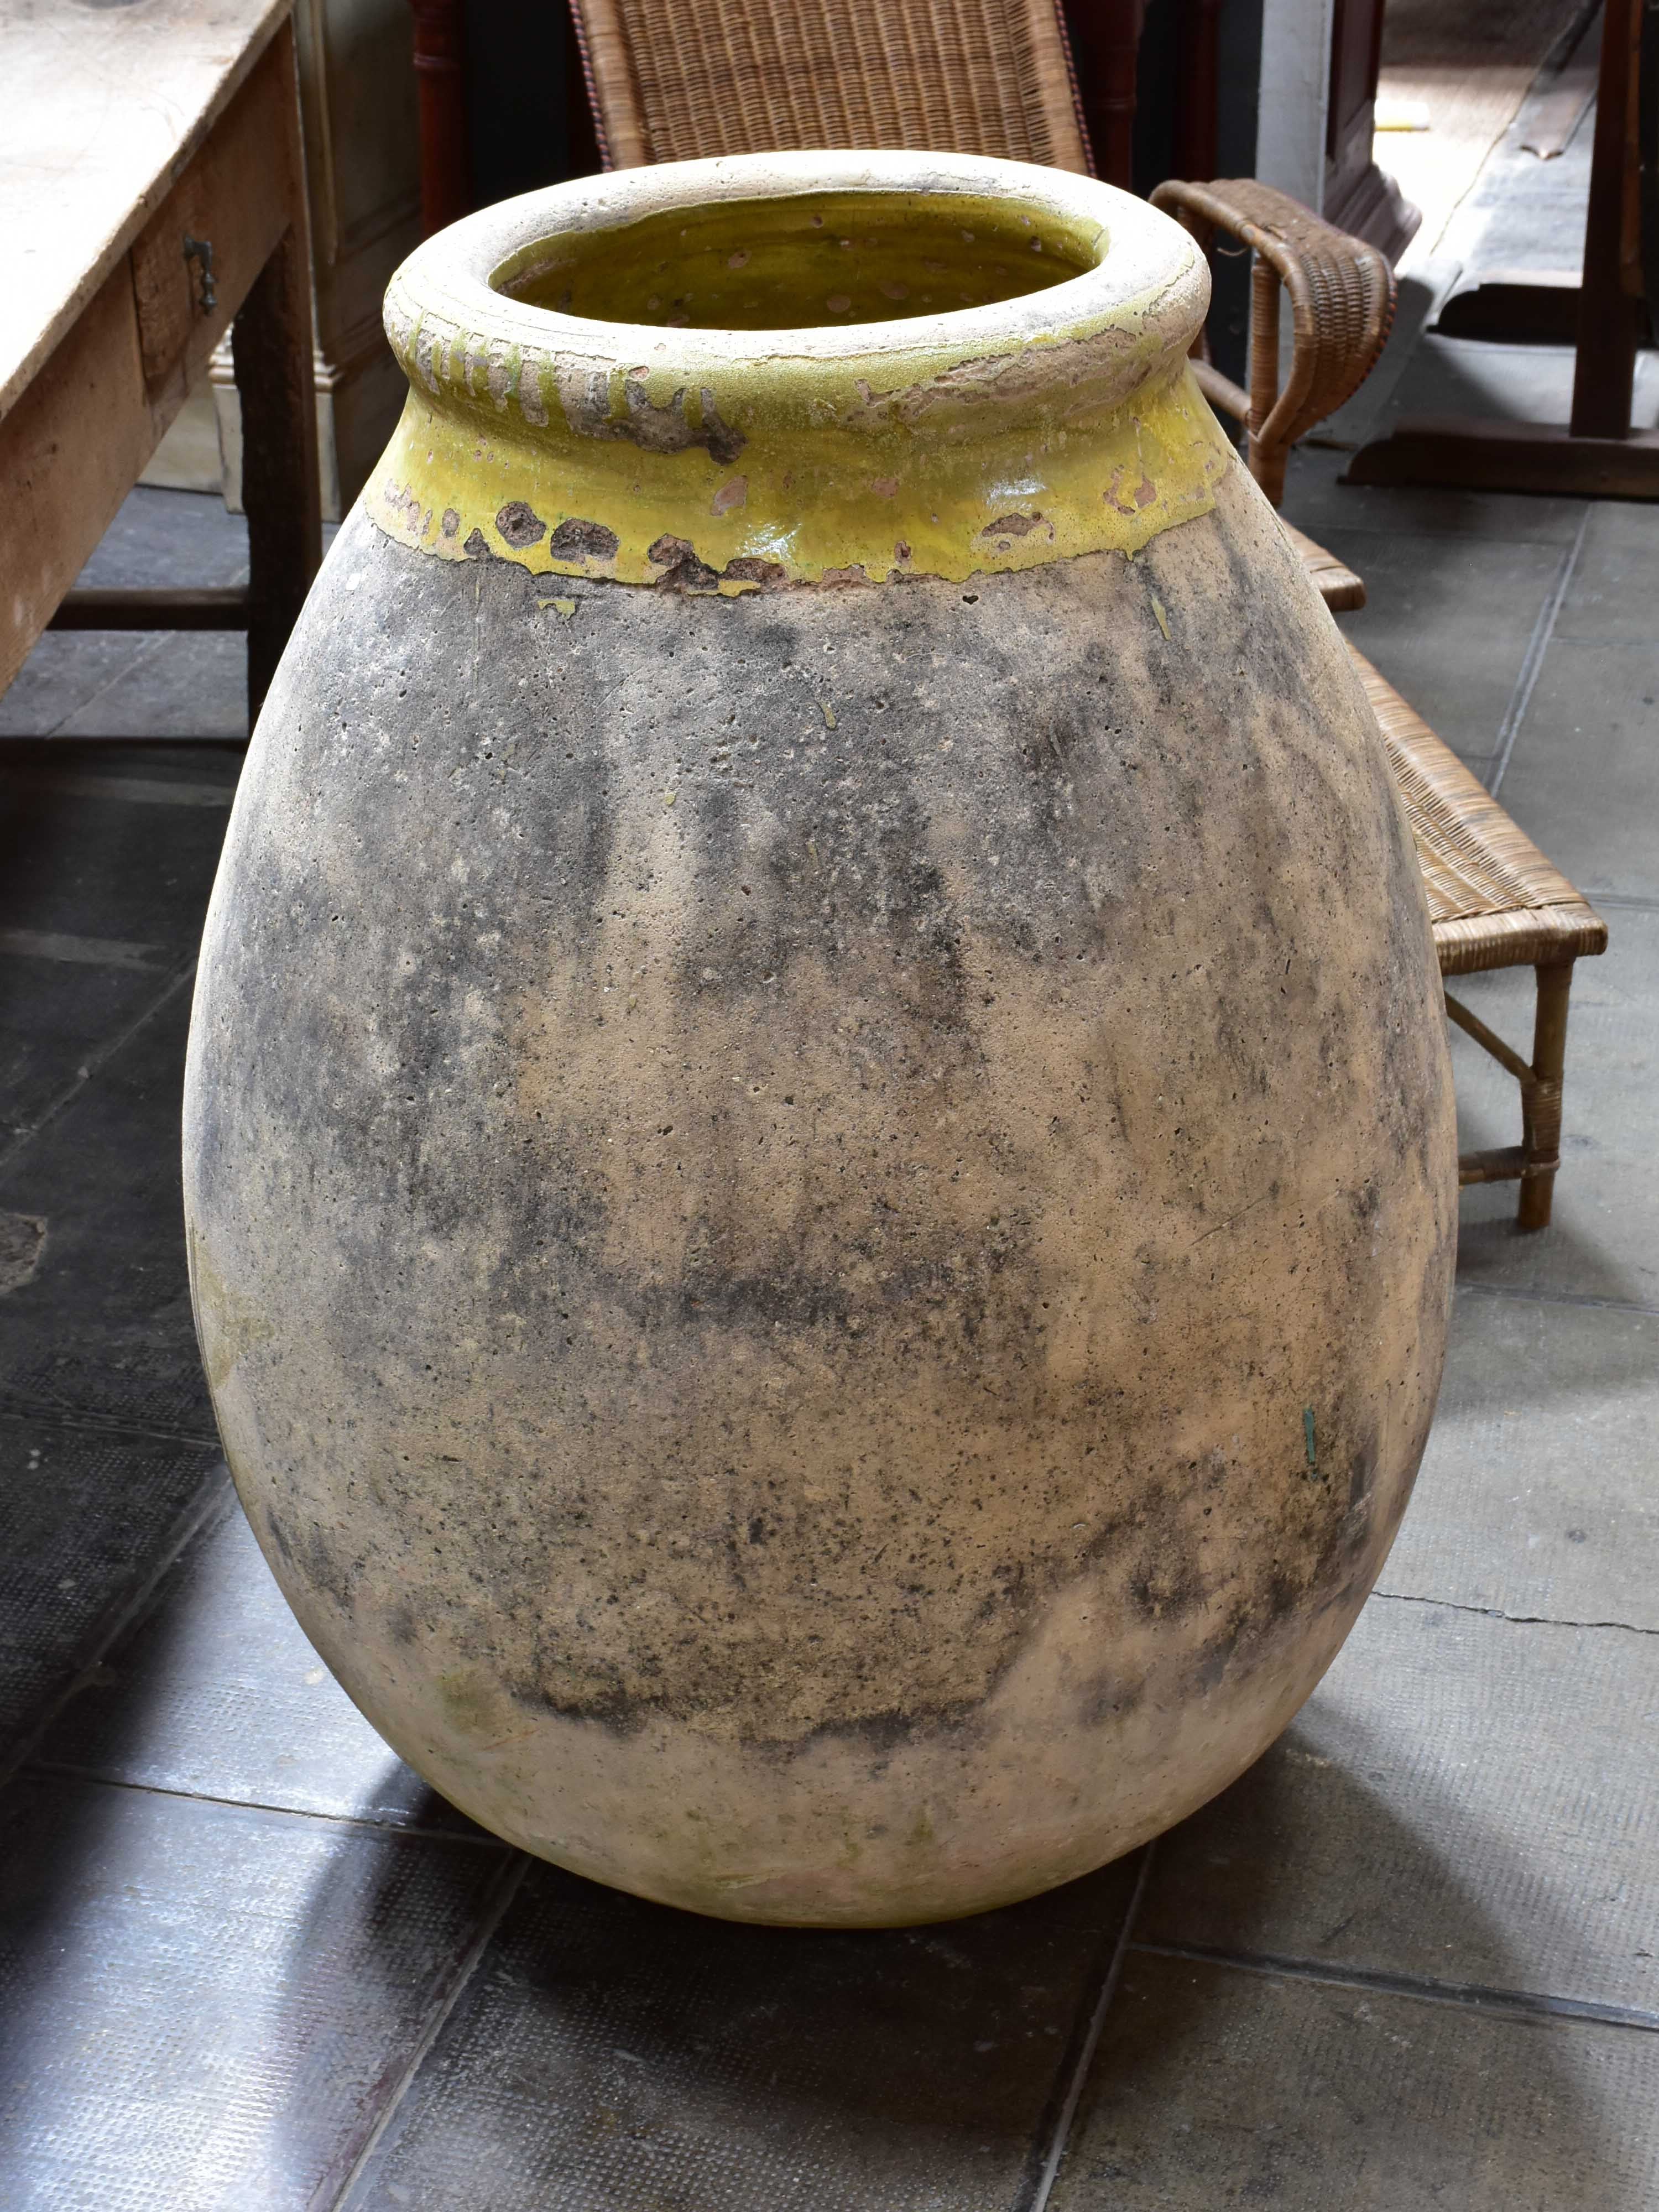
[491,187,1100,337]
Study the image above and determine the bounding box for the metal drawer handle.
[182,233,217,314]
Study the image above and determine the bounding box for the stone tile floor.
[3,188,1657,2212]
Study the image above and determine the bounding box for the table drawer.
[129,36,296,404]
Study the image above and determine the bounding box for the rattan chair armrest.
[1151,176,1396,505]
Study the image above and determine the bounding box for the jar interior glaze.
[497,189,1098,331]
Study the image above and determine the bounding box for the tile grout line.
[1012,1842,1157,2212]
[0,957,197,1175]
[0,1401,222,1451]
[23,1762,520,1845]
[1131,1940,1659,2034]
[0,928,171,972]
[1487,505,1590,798]
[1370,1588,1656,1637]
[0,1465,234,1795]
[1284,517,1584,555]
[1576,890,1659,913]
[1455,1277,1659,1321]
[321,1848,532,2212]
[38,630,175,740]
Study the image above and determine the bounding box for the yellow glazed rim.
[369,149,1232,591]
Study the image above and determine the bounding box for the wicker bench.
[1154,178,1610,1231]
[1350,653,1608,1227]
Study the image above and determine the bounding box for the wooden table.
[1,0,321,718]
[1348,0,1659,502]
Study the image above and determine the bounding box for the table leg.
[233,179,321,722]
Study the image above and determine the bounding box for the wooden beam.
[1344,416,1659,499]
[1434,272,1582,343]
[1571,0,1644,438]
[1458,1146,1528,1187]
[48,587,249,632]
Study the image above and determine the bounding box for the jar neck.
[365,153,1230,590]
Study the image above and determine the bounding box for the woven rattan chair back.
[567,0,1093,174]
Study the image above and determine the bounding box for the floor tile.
[1442,92,1596,273]
[0,1771,514,2212]
[1382,1288,1659,1630]
[1443,173,1598,290]
[1051,1953,1659,2211]
[0,1420,222,1761]
[40,1495,482,1835]
[1556,501,1659,647]
[0,774,234,954]
[52,633,248,742]
[0,487,333,744]
[139,383,226,496]
[1282,440,1589,549]
[1449,914,1658,1308]
[1,735,244,794]
[72,486,248,591]
[345,1854,1142,2212]
[1285,323,1653,561]
[1314,529,1567,768]
[0,633,159,740]
[0,979,215,1437]
[0,956,174,1138]
[1138,1595,1659,2017]
[1373,334,1659,437]
[1495,640,1659,903]
[0,1652,66,1759]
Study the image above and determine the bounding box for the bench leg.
[1517,960,1573,1232]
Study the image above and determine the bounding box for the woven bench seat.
[1348,649,1609,979]
[1343,633,1607,1228]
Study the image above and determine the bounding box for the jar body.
[184,450,1454,1925]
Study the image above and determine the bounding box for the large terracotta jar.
[184,150,1456,1926]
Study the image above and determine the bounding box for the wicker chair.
[568,0,1094,173]
[565,0,1608,1231]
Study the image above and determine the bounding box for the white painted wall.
[1255,0,1335,212]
